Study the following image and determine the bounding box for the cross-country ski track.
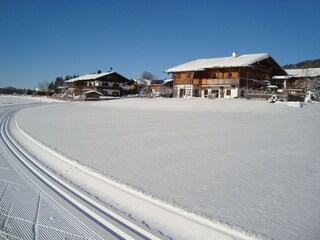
[0,103,256,240]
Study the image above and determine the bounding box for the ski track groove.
[0,110,104,240]
[0,230,24,240]
[1,109,161,240]
[0,103,263,240]
[3,203,13,232]
[34,194,41,240]
[0,179,21,186]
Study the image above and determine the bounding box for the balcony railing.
[174,79,193,84]
[193,78,240,86]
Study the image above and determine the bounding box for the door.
[179,89,185,98]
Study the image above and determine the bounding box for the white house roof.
[285,68,320,78]
[162,79,173,84]
[65,72,115,83]
[82,90,103,96]
[165,53,271,73]
[135,79,152,85]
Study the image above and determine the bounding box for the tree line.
[38,74,79,92]
[283,58,320,69]
[0,87,34,95]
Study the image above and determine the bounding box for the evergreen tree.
[54,77,65,91]
[283,59,320,69]
[48,82,55,90]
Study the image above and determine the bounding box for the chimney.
[232,51,238,58]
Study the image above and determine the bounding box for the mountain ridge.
[283,59,320,69]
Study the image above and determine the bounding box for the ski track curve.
[9,104,259,240]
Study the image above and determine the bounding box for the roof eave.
[165,69,205,73]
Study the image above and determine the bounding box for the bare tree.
[141,71,155,80]
[296,68,320,101]
[38,81,49,90]
[298,69,320,92]
[38,80,52,96]
[160,86,173,98]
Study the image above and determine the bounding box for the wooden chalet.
[272,68,320,101]
[149,79,173,92]
[34,88,54,96]
[82,90,103,100]
[165,52,287,99]
[284,68,320,92]
[65,71,130,96]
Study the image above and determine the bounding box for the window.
[211,73,217,79]
[226,90,231,96]
[194,89,200,97]
[227,73,232,78]
[113,83,119,88]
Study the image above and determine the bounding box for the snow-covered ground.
[0,96,106,240]
[5,96,320,239]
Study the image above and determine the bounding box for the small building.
[273,68,320,101]
[148,79,173,97]
[165,52,287,98]
[149,79,173,92]
[65,71,130,96]
[82,90,103,100]
[285,68,320,93]
[149,80,165,92]
[34,88,54,96]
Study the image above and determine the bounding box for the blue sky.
[0,0,319,89]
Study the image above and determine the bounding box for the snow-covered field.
[6,96,320,239]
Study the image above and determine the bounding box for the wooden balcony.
[174,79,193,84]
[193,78,240,86]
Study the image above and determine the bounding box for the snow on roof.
[285,68,320,78]
[65,72,115,83]
[163,79,173,84]
[136,79,152,85]
[272,75,290,80]
[35,88,54,92]
[150,80,165,85]
[165,53,271,73]
[82,90,103,96]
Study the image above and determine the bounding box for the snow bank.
[14,98,320,240]
[0,95,63,106]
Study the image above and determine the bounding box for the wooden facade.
[271,68,320,101]
[66,72,130,96]
[284,68,320,93]
[148,80,173,92]
[166,53,287,98]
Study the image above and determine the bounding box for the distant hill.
[0,87,34,95]
[283,59,320,69]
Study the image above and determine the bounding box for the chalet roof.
[165,53,274,73]
[150,80,166,85]
[134,79,151,85]
[35,88,54,93]
[65,71,128,83]
[163,79,173,85]
[285,68,320,78]
[82,90,103,96]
